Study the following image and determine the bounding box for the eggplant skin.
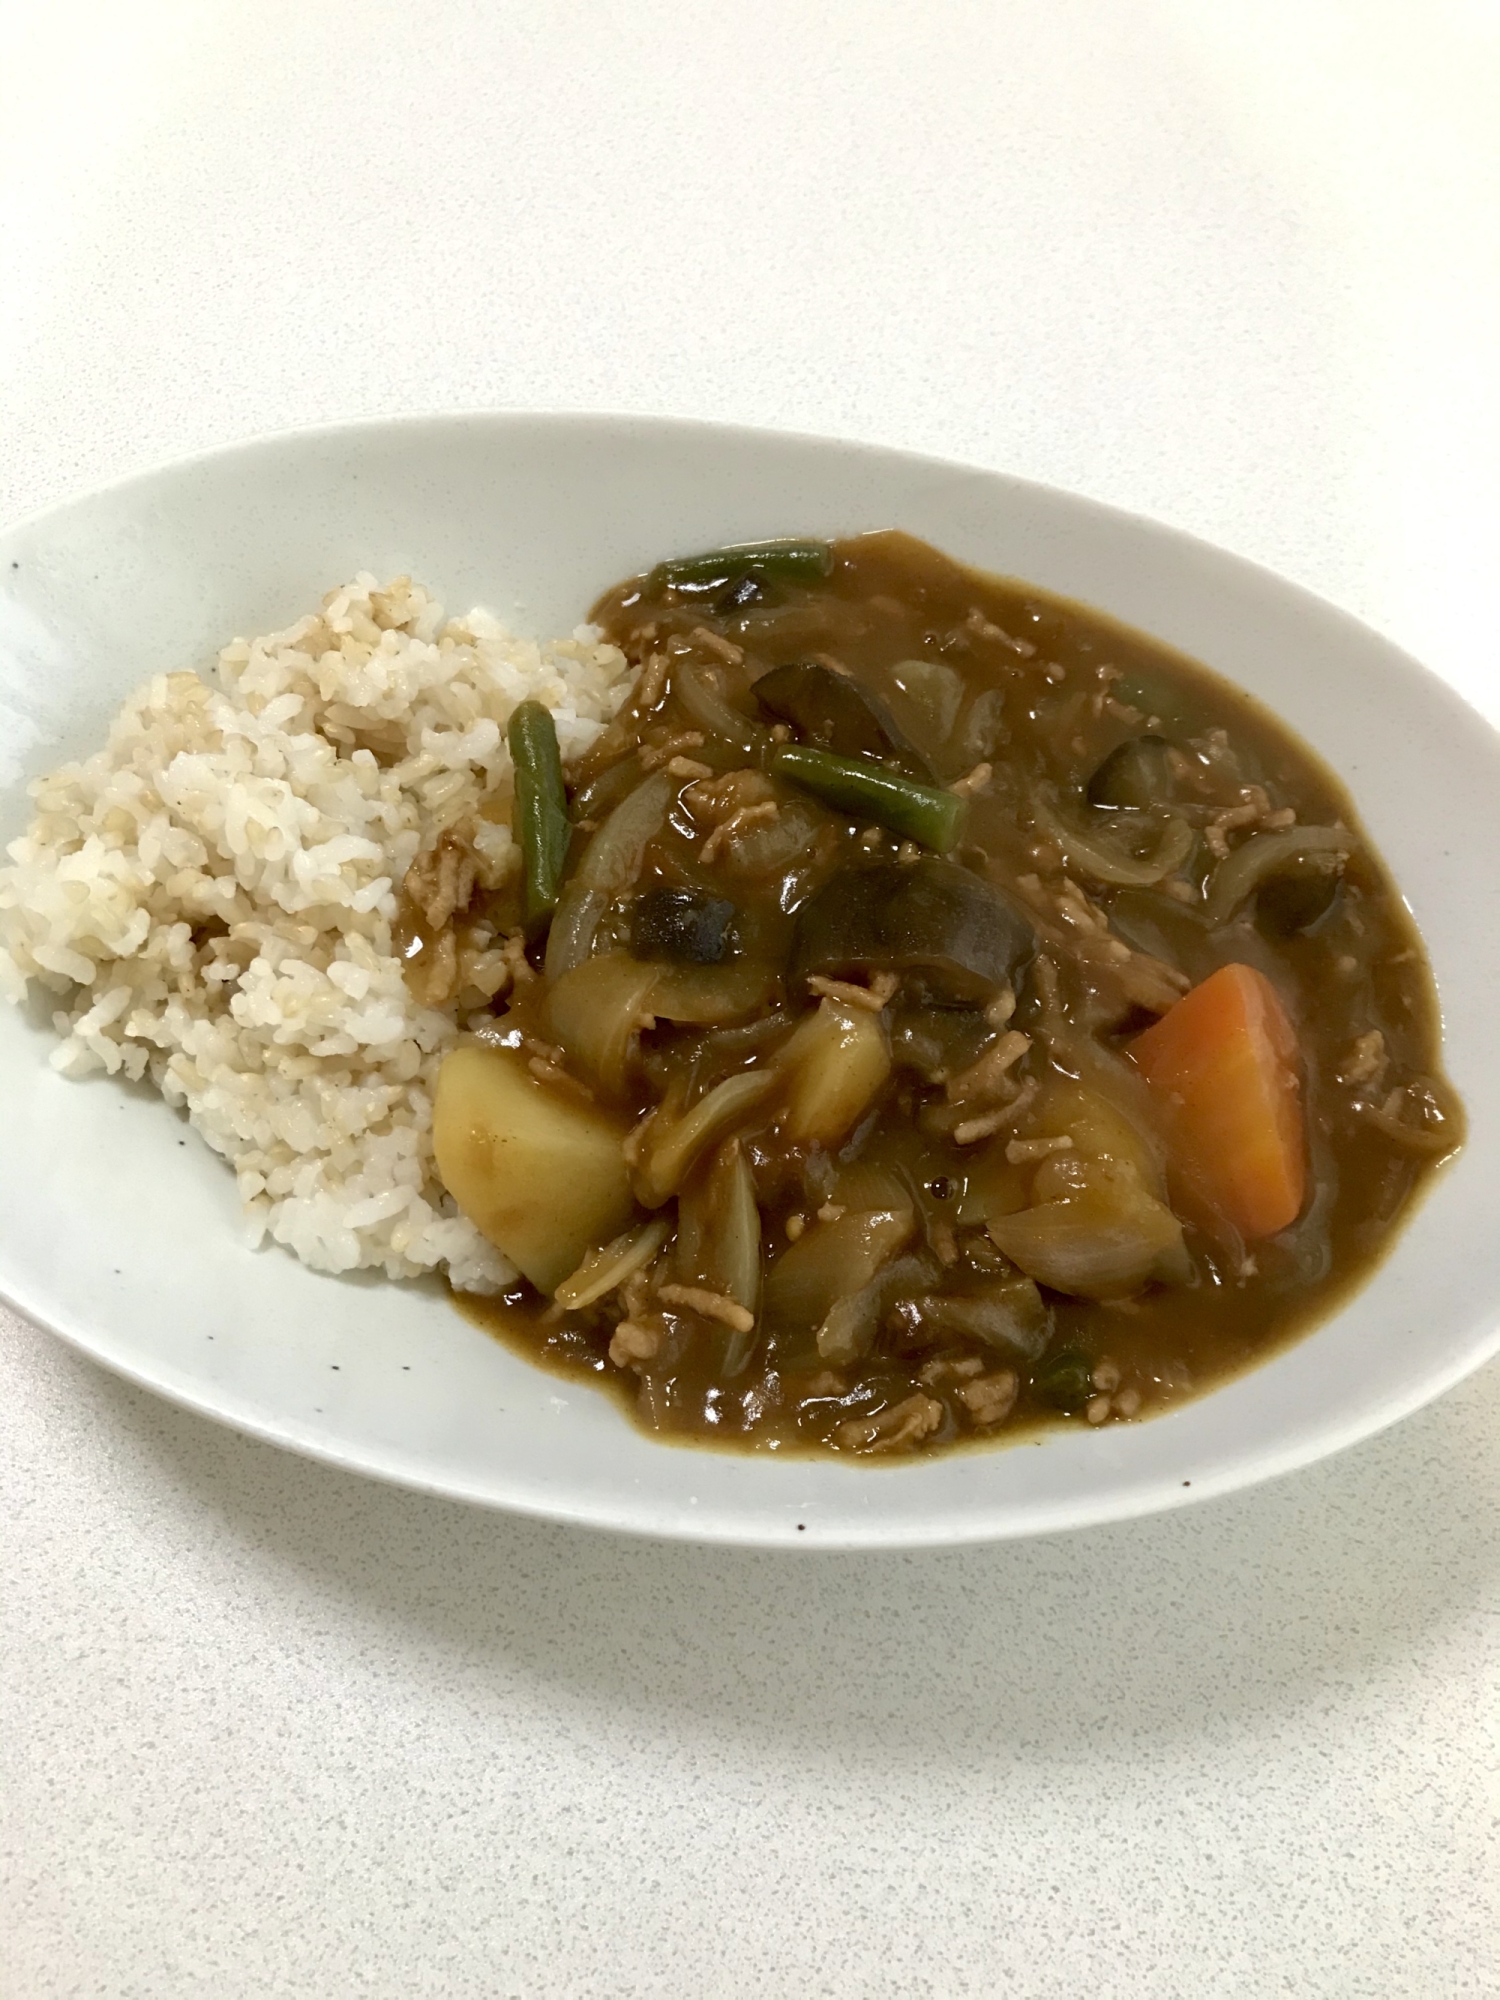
[628,885,738,965]
[754,661,934,780]
[1086,733,1176,811]
[791,858,1035,1005]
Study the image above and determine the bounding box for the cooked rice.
[0,574,635,1290]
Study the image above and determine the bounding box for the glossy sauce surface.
[447,533,1461,1456]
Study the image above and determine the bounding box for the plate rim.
[2,406,1496,1547]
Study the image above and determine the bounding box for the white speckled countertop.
[2,4,1497,1993]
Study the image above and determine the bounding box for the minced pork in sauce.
[407,532,1462,1457]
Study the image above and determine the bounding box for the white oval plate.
[2,413,1496,1546]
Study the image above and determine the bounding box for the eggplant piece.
[1255,855,1342,936]
[888,1003,995,1080]
[792,858,1034,1005]
[1202,823,1351,926]
[628,885,738,965]
[753,661,934,779]
[1086,733,1176,811]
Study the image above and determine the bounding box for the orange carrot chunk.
[1128,962,1306,1240]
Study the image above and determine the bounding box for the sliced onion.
[707,1142,763,1372]
[673,661,768,759]
[674,1009,796,1074]
[549,952,780,1098]
[569,755,642,825]
[546,771,674,977]
[816,1250,941,1366]
[554,1215,671,1312]
[1359,1103,1454,1153]
[649,958,780,1023]
[1358,1082,1460,1155]
[635,1067,779,1205]
[958,687,1007,767]
[675,1138,762,1324]
[764,1207,916,1340]
[1031,794,1195,888]
[1201,824,1351,926]
[870,657,966,775]
[719,799,824,880]
[889,1278,1050,1364]
[546,952,661,1099]
[988,1184,1185,1299]
[829,1162,912,1212]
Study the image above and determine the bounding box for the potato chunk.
[433,1044,635,1293]
[984,1077,1187,1300]
[778,999,892,1146]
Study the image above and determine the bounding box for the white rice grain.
[0,574,635,1292]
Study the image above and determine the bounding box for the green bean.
[1031,1351,1095,1411]
[768,745,967,853]
[648,538,833,594]
[508,700,571,929]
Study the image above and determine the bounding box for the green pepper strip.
[508,700,571,928]
[648,538,833,594]
[768,745,967,853]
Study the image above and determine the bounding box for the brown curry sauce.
[440,532,1461,1456]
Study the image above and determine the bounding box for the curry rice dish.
[0,533,1462,1458]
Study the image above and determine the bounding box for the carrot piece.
[1128,962,1306,1240]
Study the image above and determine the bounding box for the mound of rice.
[0,574,635,1291]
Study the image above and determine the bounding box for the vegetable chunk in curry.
[413,532,1462,1457]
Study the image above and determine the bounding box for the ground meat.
[919,1355,986,1387]
[638,728,707,769]
[609,1319,663,1368]
[834,1392,945,1454]
[958,1370,1019,1427]
[807,971,899,1012]
[656,1284,755,1334]
[404,822,480,933]
[1339,1029,1388,1090]
[945,1030,1031,1106]
[682,768,775,826]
